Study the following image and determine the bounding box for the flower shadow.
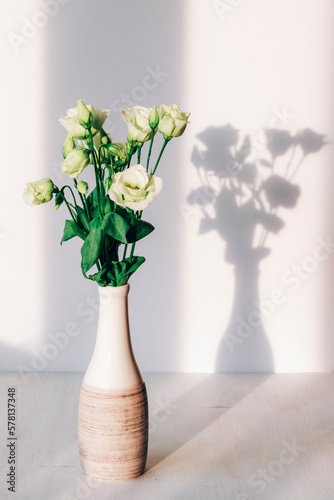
[188,124,326,372]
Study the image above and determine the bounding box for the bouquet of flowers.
[23,101,190,286]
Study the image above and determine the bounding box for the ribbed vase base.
[78,382,148,481]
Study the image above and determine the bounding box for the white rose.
[23,178,55,206]
[121,106,154,144]
[59,104,110,140]
[107,164,162,211]
[158,104,190,139]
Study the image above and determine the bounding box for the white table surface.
[0,372,333,500]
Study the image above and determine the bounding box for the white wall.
[1,0,334,373]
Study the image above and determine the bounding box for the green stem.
[84,194,91,218]
[127,153,133,168]
[81,192,91,220]
[98,144,109,166]
[88,130,103,218]
[73,179,90,220]
[146,129,155,172]
[103,235,109,265]
[63,185,78,209]
[137,144,143,164]
[122,244,128,260]
[152,138,170,175]
[94,164,103,218]
[61,193,77,223]
[129,211,143,259]
[129,242,136,260]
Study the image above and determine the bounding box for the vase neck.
[83,284,143,390]
[97,284,130,342]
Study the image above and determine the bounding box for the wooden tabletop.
[0,372,333,500]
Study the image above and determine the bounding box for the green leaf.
[87,187,99,210]
[87,263,116,287]
[55,192,64,211]
[61,219,87,244]
[122,256,146,277]
[80,219,103,273]
[102,212,130,243]
[86,256,145,287]
[103,195,113,215]
[113,205,155,243]
[109,256,145,286]
[90,206,101,219]
[117,256,146,285]
[101,209,154,244]
[126,217,155,242]
[77,206,90,232]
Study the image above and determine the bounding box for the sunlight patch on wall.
[0,1,49,350]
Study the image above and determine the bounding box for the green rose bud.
[63,134,76,159]
[106,143,126,158]
[77,99,93,129]
[77,181,88,194]
[106,142,128,168]
[23,178,56,206]
[158,104,190,140]
[149,104,159,129]
[61,148,90,179]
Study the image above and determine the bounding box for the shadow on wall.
[188,125,326,373]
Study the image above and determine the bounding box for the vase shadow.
[145,372,270,473]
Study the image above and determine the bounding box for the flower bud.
[61,148,90,179]
[106,143,124,157]
[149,104,159,129]
[63,134,76,158]
[77,99,93,129]
[23,178,56,206]
[77,181,88,195]
[106,142,128,167]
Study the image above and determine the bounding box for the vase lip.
[98,283,130,296]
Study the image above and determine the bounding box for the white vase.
[78,284,148,481]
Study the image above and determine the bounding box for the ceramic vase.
[78,284,148,480]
